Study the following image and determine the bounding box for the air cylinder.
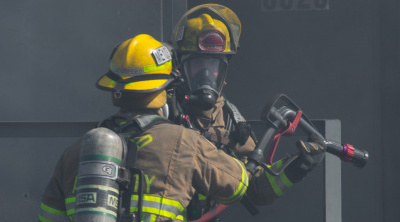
[74,127,123,222]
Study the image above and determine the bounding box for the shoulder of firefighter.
[38,114,248,222]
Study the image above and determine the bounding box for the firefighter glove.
[285,140,326,183]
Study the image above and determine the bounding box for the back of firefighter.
[38,34,248,222]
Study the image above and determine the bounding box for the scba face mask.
[182,55,228,110]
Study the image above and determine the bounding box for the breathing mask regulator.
[180,54,228,110]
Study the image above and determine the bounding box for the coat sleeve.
[39,139,81,222]
[190,131,249,205]
[39,154,71,222]
[231,115,295,205]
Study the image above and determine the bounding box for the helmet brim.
[96,72,175,93]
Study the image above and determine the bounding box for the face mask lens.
[183,56,227,94]
[188,58,219,78]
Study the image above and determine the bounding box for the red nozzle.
[341,144,355,162]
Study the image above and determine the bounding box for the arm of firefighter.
[246,140,326,205]
[39,158,71,222]
[246,159,295,206]
[39,139,81,222]
[193,138,249,205]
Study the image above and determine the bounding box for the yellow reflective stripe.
[39,203,70,222]
[131,195,185,212]
[130,195,185,220]
[143,61,172,73]
[216,158,248,204]
[136,134,153,149]
[65,197,76,216]
[41,203,67,217]
[265,159,293,196]
[131,206,177,219]
[65,197,76,204]
[71,176,77,194]
[176,214,187,222]
[280,170,293,188]
[66,208,75,216]
[198,193,207,200]
[150,214,157,222]
[66,208,75,217]
[274,159,293,187]
[265,171,284,196]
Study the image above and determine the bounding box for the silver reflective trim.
[131,199,182,217]
[39,209,70,222]
[275,176,289,193]
[215,179,247,204]
[65,201,76,214]
[176,26,185,42]
[78,160,119,180]
[112,66,144,76]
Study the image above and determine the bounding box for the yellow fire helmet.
[96,34,175,93]
[171,4,241,55]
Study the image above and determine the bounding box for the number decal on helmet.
[152,46,172,65]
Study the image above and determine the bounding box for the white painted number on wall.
[262,0,329,11]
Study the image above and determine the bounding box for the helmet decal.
[152,46,172,65]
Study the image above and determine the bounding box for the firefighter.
[168,4,326,219]
[38,34,249,222]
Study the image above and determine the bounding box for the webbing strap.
[100,114,172,222]
[224,100,242,124]
[133,115,171,132]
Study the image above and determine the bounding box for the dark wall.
[186,0,383,221]
[1,0,166,122]
[1,0,397,221]
[380,0,400,221]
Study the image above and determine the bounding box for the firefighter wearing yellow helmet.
[39,34,249,222]
[170,4,242,110]
[97,34,175,109]
[168,4,326,221]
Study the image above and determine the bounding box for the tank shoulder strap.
[131,114,172,132]
[223,99,258,145]
[99,114,171,222]
[224,99,243,125]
